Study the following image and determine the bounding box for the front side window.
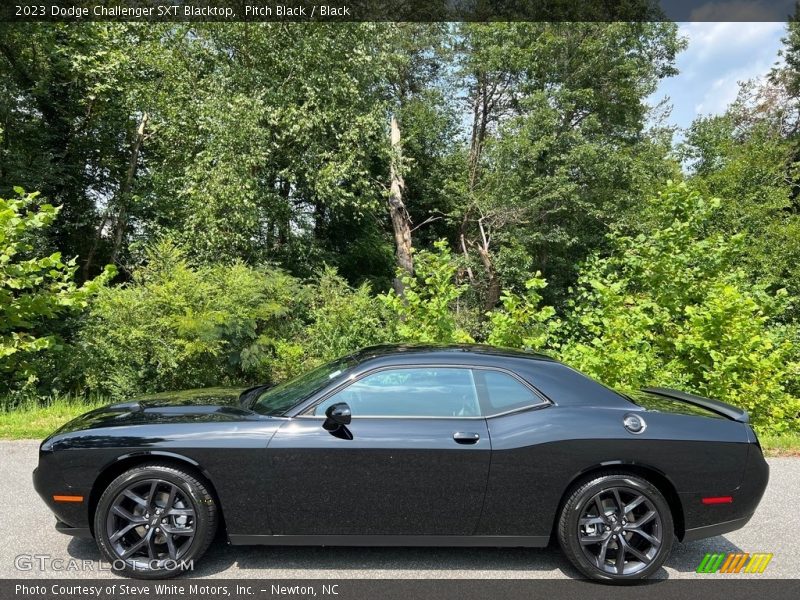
[473,369,541,414]
[312,367,481,417]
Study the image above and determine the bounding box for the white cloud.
[681,21,784,63]
[650,21,786,129]
[690,22,784,117]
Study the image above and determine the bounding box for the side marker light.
[702,496,733,505]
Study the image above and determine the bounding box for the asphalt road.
[1,440,798,580]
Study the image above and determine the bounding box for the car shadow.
[193,542,584,578]
[66,537,103,560]
[66,535,742,580]
[68,537,584,579]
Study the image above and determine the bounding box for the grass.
[1,398,800,456]
[758,432,800,457]
[0,396,109,440]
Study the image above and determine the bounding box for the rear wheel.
[558,473,674,582]
[94,463,217,579]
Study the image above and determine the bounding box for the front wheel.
[94,463,217,579]
[558,473,674,582]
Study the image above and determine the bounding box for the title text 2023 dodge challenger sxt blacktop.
[34,344,768,582]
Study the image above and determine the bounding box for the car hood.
[130,387,245,408]
[50,387,256,436]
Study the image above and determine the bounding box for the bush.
[486,274,559,351]
[381,240,474,343]
[0,189,114,396]
[78,239,304,398]
[14,185,796,435]
[560,183,799,433]
[271,267,391,378]
[304,268,391,359]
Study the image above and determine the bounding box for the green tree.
[0,189,114,393]
[133,23,397,280]
[680,73,800,313]
[452,22,683,309]
[0,23,149,277]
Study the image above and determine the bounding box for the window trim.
[296,363,551,420]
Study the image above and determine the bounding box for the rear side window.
[313,367,481,417]
[473,369,541,415]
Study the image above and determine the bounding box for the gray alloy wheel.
[558,472,674,582]
[94,463,217,579]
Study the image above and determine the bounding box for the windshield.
[251,356,357,416]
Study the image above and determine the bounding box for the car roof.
[348,343,557,367]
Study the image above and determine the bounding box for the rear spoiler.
[641,387,749,423]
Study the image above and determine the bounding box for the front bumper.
[55,520,93,538]
[33,455,92,534]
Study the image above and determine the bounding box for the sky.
[650,22,787,131]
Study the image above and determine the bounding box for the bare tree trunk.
[82,213,111,279]
[464,77,502,309]
[468,76,489,191]
[476,217,501,310]
[459,226,475,284]
[109,112,149,264]
[388,114,414,295]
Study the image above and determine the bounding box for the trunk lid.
[635,387,749,423]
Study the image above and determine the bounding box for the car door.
[266,366,491,536]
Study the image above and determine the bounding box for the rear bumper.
[682,514,754,542]
[678,444,769,542]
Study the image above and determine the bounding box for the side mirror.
[323,402,352,431]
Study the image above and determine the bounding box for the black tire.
[558,472,674,583]
[94,463,217,579]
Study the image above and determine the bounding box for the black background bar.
[1,0,798,23]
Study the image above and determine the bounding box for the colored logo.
[696,552,773,574]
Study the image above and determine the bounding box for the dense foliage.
[0,190,113,397]
[77,240,304,398]
[559,184,799,431]
[1,22,798,434]
[381,241,475,344]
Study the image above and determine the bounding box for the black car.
[34,344,768,582]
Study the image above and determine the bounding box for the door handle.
[453,432,480,444]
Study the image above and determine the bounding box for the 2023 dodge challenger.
[34,344,768,582]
